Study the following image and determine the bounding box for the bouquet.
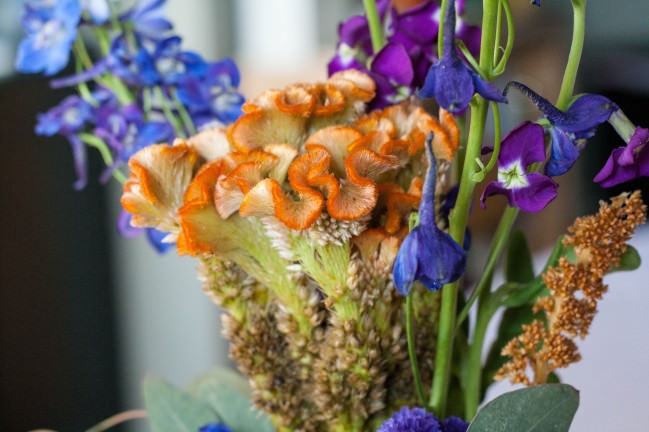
[17,0,648,431]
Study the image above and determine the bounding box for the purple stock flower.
[198,424,232,432]
[418,0,506,113]
[505,81,618,177]
[480,122,558,212]
[328,0,481,110]
[35,94,93,189]
[368,42,415,109]
[392,134,466,295]
[378,407,469,432]
[594,110,649,187]
[16,0,82,76]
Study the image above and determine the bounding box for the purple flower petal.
[441,416,469,432]
[372,42,414,86]
[378,407,441,432]
[481,174,557,213]
[118,210,144,238]
[471,71,507,103]
[498,121,545,167]
[594,127,649,187]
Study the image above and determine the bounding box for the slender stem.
[363,0,385,53]
[172,88,197,136]
[471,102,502,182]
[463,300,492,419]
[556,0,587,110]
[437,0,449,59]
[78,133,127,184]
[492,0,502,66]
[429,0,500,416]
[406,293,427,406]
[493,0,514,76]
[456,206,518,329]
[85,409,147,432]
[155,86,186,138]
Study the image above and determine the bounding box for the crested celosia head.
[120,71,460,430]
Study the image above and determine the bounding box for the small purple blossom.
[594,110,649,187]
[16,0,82,76]
[505,81,618,177]
[480,122,558,212]
[378,407,469,432]
[418,0,506,113]
[368,42,415,109]
[392,134,466,295]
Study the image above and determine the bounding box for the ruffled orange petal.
[312,84,346,116]
[239,178,279,217]
[329,69,376,102]
[186,127,231,160]
[274,85,316,116]
[272,186,324,230]
[353,111,397,137]
[121,144,200,232]
[305,126,362,176]
[177,200,240,256]
[183,159,226,205]
[264,144,298,182]
[228,109,307,152]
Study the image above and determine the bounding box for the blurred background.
[0,0,648,431]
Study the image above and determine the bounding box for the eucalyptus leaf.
[505,230,534,283]
[143,376,221,432]
[609,245,641,273]
[189,367,274,432]
[468,384,579,432]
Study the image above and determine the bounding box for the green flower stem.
[93,27,134,105]
[78,133,127,184]
[437,0,449,58]
[492,0,502,67]
[492,0,514,76]
[429,0,500,417]
[155,86,186,138]
[471,101,502,182]
[556,0,587,110]
[406,293,427,406]
[172,88,197,136]
[461,206,518,418]
[363,0,385,53]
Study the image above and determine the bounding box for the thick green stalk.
[429,0,500,417]
[406,293,427,405]
[462,207,518,418]
[363,0,385,53]
[556,0,586,110]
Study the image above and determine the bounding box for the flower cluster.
[378,407,468,432]
[329,0,480,109]
[121,70,465,430]
[17,0,244,251]
[496,191,647,385]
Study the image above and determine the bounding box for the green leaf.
[468,384,579,432]
[189,367,274,432]
[505,230,534,283]
[481,305,543,396]
[609,245,641,273]
[143,376,220,432]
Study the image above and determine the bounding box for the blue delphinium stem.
[460,0,589,418]
[172,88,197,136]
[155,86,186,138]
[78,132,127,184]
[363,0,385,53]
[429,0,500,417]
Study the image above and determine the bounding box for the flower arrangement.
[17,0,648,431]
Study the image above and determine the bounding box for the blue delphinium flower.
[594,110,649,187]
[392,134,467,295]
[480,121,558,212]
[35,94,93,189]
[378,407,469,432]
[121,0,173,40]
[505,81,618,177]
[16,0,82,76]
[198,423,233,432]
[417,0,506,113]
[81,0,110,24]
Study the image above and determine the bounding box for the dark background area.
[0,75,120,431]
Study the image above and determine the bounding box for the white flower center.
[34,19,66,49]
[498,160,529,189]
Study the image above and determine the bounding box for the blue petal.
[545,127,580,177]
[415,227,466,291]
[146,228,174,254]
[392,233,419,295]
[471,71,507,103]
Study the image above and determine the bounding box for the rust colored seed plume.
[497,191,646,386]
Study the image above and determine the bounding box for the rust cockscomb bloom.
[120,71,461,430]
